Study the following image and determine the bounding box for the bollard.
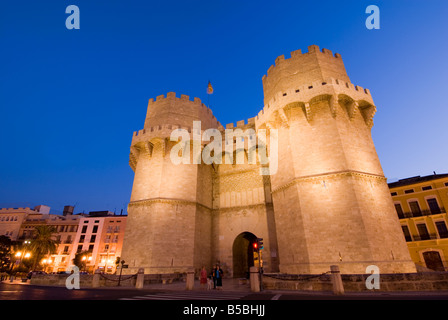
[135,268,145,289]
[92,269,101,288]
[330,265,344,295]
[250,266,260,292]
[186,269,195,290]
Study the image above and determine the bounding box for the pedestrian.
[200,266,208,290]
[211,265,217,289]
[214,265,223,290]
[207,274,213,290]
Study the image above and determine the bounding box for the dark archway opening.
[423,251,445,271]
[232,232,258,278]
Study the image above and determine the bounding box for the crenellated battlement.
[255,77,375,128]
[144,92,221,132]
[148,91,214,115]
[0,207,31,211]
[150,91,205,105]
[264,45,343,79]
[262,45,350,105]
[224,117,256,131]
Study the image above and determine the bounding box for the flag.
[207,81,213,94]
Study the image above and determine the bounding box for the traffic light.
[257,238,264,250]
[253,242,258,250]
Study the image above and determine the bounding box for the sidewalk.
[145,278,448,297]
[3,276,448,299]
[1,278,31,285]
[145,278,252,292]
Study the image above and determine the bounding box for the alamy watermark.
[365,265,380,289]
[169,121,278,176]
[65,266,80,290]
[64,5,380,31]
[65,5,80,30]
[365,5,380,30]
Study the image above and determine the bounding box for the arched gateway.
[232,232,258,278]
[121,45,417,276]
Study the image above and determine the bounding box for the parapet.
[262,45,350,104]
[144,92,221,131]
[255,77,375,129]
[224,117,256,131]
[150,92,204,106]
[0,207,31,211]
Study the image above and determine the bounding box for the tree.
[28,225,59,271]
[72,250,92,272]
[0,235,12,272]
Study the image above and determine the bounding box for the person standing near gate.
[211,265,217,289]
[200,266,208,290]
[214,265,223,290]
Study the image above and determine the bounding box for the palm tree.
[28,225,59,271]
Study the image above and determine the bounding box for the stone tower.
[121,92,220,274]
[256,45,415,274]
[121,45,416,276]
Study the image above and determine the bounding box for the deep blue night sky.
[1,1,447,215]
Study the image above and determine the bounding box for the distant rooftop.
[87,211,115,217]
[388,173,448,188]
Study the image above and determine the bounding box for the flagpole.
[207,80,213,108]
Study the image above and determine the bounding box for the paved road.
[1,281,447,320]
[0,281,262,300]
[2,281,448,300]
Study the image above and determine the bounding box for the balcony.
[398,207,446,219]
[407,233,448,242]
[412,233,438,241]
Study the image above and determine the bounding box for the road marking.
[119,291,247,301]
[271,294,282,300]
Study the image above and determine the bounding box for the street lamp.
[81,255,92,273]
[117,259,125,286]
[82,255,87,272]
[41,258,53,273]
[15,248,31,268]
[14,250,31,280]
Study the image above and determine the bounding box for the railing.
[412,233,438,241]
[406,233,448,242]
[398,207,446,219]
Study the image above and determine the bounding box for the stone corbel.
[266,121,276,130]
[129,145,139,171]
[143,142,154,158]
[302,102,312,122]
[161,138,167,157]
[347,100,358,120]
[277,108,289,127]
[361,104,377,128]
[329,95,337,118]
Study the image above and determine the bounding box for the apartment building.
[18,205,82,272]
[68,211,127,274]
[389,173,448,271]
